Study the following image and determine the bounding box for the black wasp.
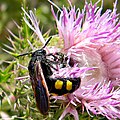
[18,37,81,115]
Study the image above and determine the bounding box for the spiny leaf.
[0,62,15,83]
[3,44,15,51]
[2,48,20,57]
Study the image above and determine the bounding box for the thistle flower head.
[51,0,120,119]
[23,0,120,119]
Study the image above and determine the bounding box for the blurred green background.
[0,0,120,119]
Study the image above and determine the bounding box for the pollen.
[66,80,72,91]
[55,80,63,90]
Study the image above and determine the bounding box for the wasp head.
[32,49,46,57]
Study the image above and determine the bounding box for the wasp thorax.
[32,49,46,57]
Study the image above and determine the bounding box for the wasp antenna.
[17,51,33,57]
[42,36,52,49]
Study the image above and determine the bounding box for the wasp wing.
[29,61,49,115]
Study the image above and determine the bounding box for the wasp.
[18,37,81,115]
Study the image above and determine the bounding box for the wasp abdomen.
[49,78,81,95]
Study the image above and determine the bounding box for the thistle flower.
[23,0,120,119]
[51,0,120,119]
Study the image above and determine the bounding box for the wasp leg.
[46,52,66,64]
[44,60,58,71]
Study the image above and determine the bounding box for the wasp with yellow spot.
[18,37,81,115]
[48,78,80,95]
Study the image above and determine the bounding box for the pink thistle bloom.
[51,0,120,119]
[23,0,120,119]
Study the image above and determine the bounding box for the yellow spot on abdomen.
[66,80,72,91]
[55,80,63,89]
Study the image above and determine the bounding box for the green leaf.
[0,62,15,83]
